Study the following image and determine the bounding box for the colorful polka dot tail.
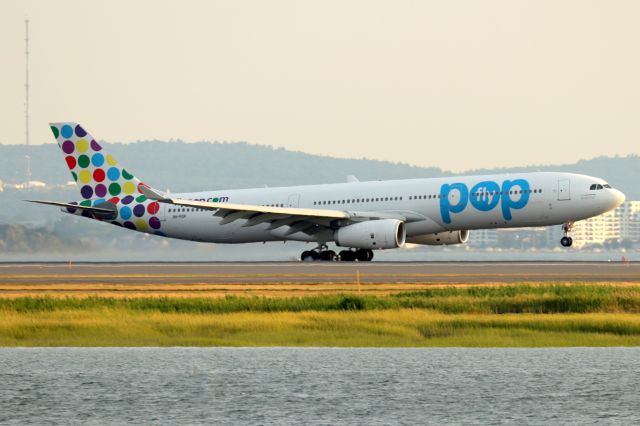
[50,123,144,200]
[49,123,165,236]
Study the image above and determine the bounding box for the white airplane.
[29,122,625,261]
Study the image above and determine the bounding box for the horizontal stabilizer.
[25,200,114,213]
[26,200,118,220]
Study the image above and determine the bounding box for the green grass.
[2,284,640,314]
[2,284,640,347]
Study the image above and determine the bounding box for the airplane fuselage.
[147,172,623,244]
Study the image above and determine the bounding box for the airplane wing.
[139,186,425,234]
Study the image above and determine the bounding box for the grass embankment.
[2,284,640,347]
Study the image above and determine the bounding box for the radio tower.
[24,19,31,190]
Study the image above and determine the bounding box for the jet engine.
[406,230,469,245]
[334,219,406,249]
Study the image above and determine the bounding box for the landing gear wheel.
[319,250,336,261]
[339,250,357,262]
[301,250,318,261]
[355,249,373,262]
[560,221,574,248]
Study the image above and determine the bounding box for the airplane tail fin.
[49,122,149,203]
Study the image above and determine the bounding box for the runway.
[0,262,638,289]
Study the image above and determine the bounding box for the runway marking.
[0,262,634,268]
[0,272,637,280]
[1,263,637,288]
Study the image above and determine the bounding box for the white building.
[618,201,640,242]
[570,201,640,247]
[468,228,498,246]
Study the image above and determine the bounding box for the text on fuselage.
[439,179,530,224]
[191,196,229,203]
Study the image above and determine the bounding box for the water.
[1,348,638,425]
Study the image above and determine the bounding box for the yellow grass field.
[1,309,640,347]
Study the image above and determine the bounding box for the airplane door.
[557,178,571,201]
[158,200,167,223]
[287,194,300,208]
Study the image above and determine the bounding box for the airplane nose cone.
[612,189,626,208]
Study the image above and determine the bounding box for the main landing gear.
[560,222,574,248]
[300,246,373,262]
[339,249,374,262]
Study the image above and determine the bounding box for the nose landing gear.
[560,222,574,247]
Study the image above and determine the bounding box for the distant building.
[570,201,640,247]
[13,181,46,190]
[468,229,498,247]
[618,201,640,242]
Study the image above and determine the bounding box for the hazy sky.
[1,0,639,171]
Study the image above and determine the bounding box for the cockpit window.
[590,183,608,190]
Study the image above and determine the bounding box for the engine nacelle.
[335,219,406,249]
[406,230,469,245]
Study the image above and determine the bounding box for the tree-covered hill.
[0,141,638,197]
